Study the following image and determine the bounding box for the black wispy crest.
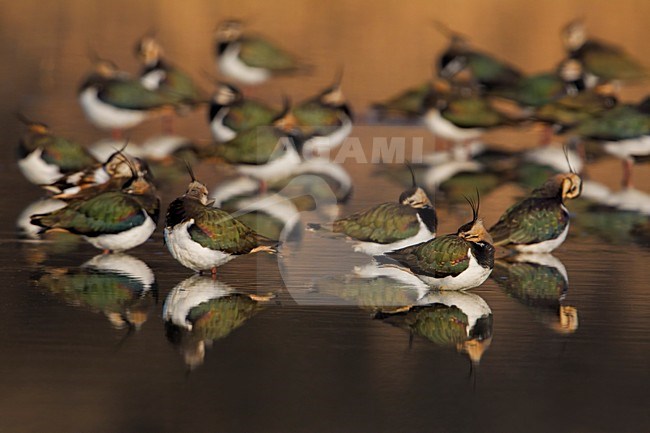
[463,188,480,222]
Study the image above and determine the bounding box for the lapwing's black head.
[183,162,213,206]
[399,163,433,209]
[457,192,492,244]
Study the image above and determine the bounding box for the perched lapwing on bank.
[294,71,354,156]
[164,167,278,275]
[434,21,522,92]
[489,155,582,253]
[214,19,308,85]
[561,18,647,83]
[210,101,305,192]
[208,82,278,142]
[30,161,160,253]
[78,57,175,139]
[573,95,650,188]
[383,193,494,290]
[330,165,437,255]
[17,115,98,186]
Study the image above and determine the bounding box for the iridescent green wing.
[188,205,271,254]
[333,202,420,244]
[489,197,568,246]
[99,78,174,109]
[223,100,277,131]
[494,72,565,107]
[574,104,650,140]
[444,96,504,128]
[294,101,340,127]
[466,51,522,88]
[387,235,471,277]
[374,82,431,117]
[162,67,203,102]
[581,42,647,81]
[535,91,614,127]
[239,36,297,70]
[188,294,260,340]
[39,136,98,172]
[217,128,287,164]
[31,192,146,235]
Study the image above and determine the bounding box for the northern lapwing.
[163,167,278,275]
[384,193,494,290]
[331,166,436,255]
[31,162,160,253]
[17,115,98,186]
[489,165,582,253]
[214,19,307,85]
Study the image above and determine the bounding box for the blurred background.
[4,0,650,137]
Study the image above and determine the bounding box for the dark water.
[2,2,650,432]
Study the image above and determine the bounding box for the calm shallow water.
[2,1,650,432]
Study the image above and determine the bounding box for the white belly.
[218,44,271,85]
[164,220,235,272]
[352,214,435,255]
[237,141,302,182]
[79,87,148,130]
[84,212,156,252]
[602,136,650,160]
[512,223,569,254]
[210,108,237,142]
[415,248,492,291]
[18,148,63,185]
[302,116,354,154]
[424,110,483,142]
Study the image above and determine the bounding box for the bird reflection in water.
[491,253,578,334]
[33,253,157,330]
[310,263,492,364]
[163,275,275,370]
[375,291,493,365]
